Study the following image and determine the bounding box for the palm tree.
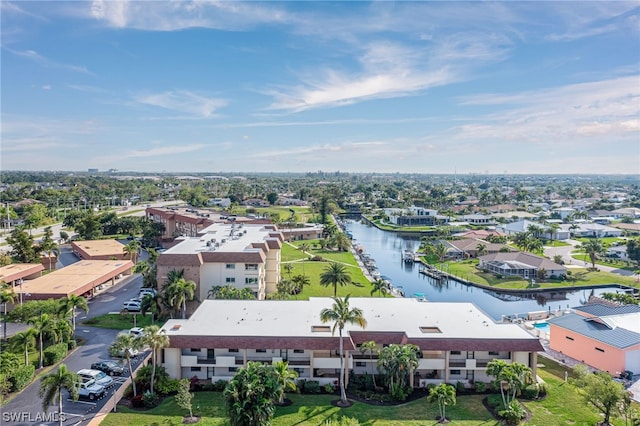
[432,243,448,262]
[51,319,73,344]
[123,240,142,263]
[38,227,59,271]
[580,239,604,269]
[39,364,78,426]
[320,295,367,406]
[141,293,162,324]
[546,222,560,242]
[10,327,36,365]
[283,263,294,278]
[0,285,17,340]
[111,334,143,396]
[166,277,196,319]
[144,325,170,395]
[476,243,487,257]
[291,274,310,297]
[370,278,388,297]
[377,344,420,398]
[28,313,55,368]
[58,294,89,332]
[427,383,456,423]
[273,361,298,404]
[298,242,311,275]
[359,340,378,388]
[320,262,352,297]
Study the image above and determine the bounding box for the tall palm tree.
[580,239,604,269]
[10,327,37,365]
[39,364,78,426]
[359,340,378,388]
[123,240,142,263]
[0,285,17,340]
[298,242,311,275]
[320,295,367,406]
[141,293,162,324]
[144,325,170,395]
[320,262,352,297]
[28,313,56,368]
[166,277,197,319]
[38,227,59,271]
[58,294,89,332]
[111,334,143,396]
[51,319,73,344]
[476,243,487,257]
[291,274,310,297]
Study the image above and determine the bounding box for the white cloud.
[5,48,92,74]
[124,144,205,159]
[134,91,227,118]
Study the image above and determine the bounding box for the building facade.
[159,298,542,388]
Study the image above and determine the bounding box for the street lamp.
[17,279,24,305]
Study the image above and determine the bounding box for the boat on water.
[403,249,415,263]
[412,292,427,301]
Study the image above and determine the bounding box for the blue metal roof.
[549,313,640,349]
[574,303,640,317]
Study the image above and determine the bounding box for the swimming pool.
[533,322,550,334]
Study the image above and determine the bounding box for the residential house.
[606,245,629,261]
[444,238,510,259]
[384,206,449,226]
[461,214,494,226]
[478,252,567,279]
[548,304,640,376]
[159,298,542,388]
[560,223,622,238]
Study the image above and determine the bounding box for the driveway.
[544,239,635,277]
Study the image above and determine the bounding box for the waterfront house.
[478,252,567,280]
[444,238,510,259]
[159,298,542,388]
[548,303,640,376]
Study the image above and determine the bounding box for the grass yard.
[571,253,637,272]
[281,261,374,298]
[82,313,154,329]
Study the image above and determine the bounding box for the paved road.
[0,274,150,426]
[543,239,635,277]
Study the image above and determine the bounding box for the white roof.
[599,313,640,334]
[164,223,275,255]
[162,297,534,341]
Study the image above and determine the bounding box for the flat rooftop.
[19,260,133,299]
[71,239,126,257]
[163,297,536,341]
[0,263,45,283]
[165,223,279,255]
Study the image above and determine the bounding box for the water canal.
[344,219,622,321]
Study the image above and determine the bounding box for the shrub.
[487,394,503,409]
[43,343,68,366]
[323,383,335,393]
[522,384,539,400]
[9,364,35,392]
[311,255,324,261]
[456,381,465,393]
[7,299,62,322]
[303,380,320,394]
[67,339,78,350]
[213,379,228,391]
[142,390,158,408]
[155,378,182,395]
[130,394,144,408]
[389,383,409,401]
[323,417,362,426]
[474,381,487,393]
[498,400,527,425]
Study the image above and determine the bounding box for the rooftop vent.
[311,325,331,333]
[419,326,442,334]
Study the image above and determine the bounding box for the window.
[451,351,461,355]
[256,349,267,353]
[229,367,238,373]
[450,369,461,375]
[245,264,258,271]
[565,336,574,341]
[190,367,202,372]
[190,348,200,352]
[355,362,366,367]
[311,325,331,332]
[595,347,605,353]
[245,278,258,284]
[293,349,305,354]
[226,264,235,269]
[228,349,239,353]
[488,351,499,356]
[226,277,236,283]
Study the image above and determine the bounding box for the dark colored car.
[90,360,125,376]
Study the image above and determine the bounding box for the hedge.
[9,364,35,392]
[43,343,68,366]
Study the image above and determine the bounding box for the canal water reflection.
[344,220,621,320]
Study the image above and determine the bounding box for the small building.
[560,223,622,238]
[0,263,45,286]
[461,214,494,226]
[478,252,567,279]
[17,260,133,301]
[549,304,640,376]
[71,239,128,261]
[280,224,323,241]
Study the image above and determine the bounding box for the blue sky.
[2,1,639,174]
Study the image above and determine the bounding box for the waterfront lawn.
[283,261,373,298]
[82,313,153,329]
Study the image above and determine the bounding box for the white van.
[77,369,114,388]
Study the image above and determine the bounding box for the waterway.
[344,219,623,321]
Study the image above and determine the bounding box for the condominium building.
[156,223,283,301]
[159,298,542,387]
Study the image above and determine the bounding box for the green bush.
[9,364,35,392]
[213,379,228,391]
[43,343,68,366]
[142,390,158,408]
[323,382,335,393]
[474,381,487,393]
[7,299,62,322]
[487,394,503,409]
[456,381,465,393]
[498,400,527,425]
[303,380,321,394]
[389,383,409,401]
[522,384,539,400]
[155,378,182,395]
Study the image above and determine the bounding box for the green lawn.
[571,253,637,272]
[101,356,637,426]
[82,313,154,329]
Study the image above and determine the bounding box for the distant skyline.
[2,1,639,174]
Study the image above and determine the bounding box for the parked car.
[77,369,114,388]
[139,288,157,298]
[118,327,145,337]
[121,301,141,312]
[90,360,125,376]
[76,379,105,401]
